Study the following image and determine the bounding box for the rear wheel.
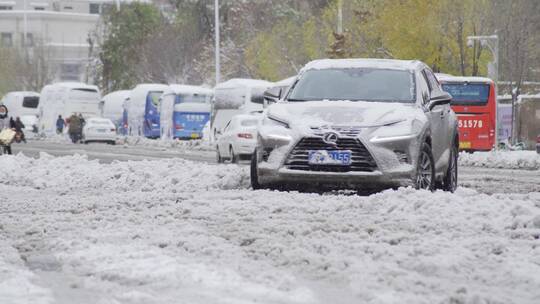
[442,145,458,192]
[216,146,224,163]
[415,143,435,191]
[230,146,238,163]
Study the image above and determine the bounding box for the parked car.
[536,134,540,154]
[216,114,261,163]
[251,58,459,192]
[82,117,117,145]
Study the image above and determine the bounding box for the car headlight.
[263,115,290,129]
[369,119,419,143]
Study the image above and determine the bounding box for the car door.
[426,69,452,166]
[422,69,449,169]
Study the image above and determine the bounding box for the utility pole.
[467,34,499,149]
[115,0,120,11]
[214,0,220,85]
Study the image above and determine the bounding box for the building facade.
[0,0,114,83]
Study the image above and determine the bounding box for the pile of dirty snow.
[0,154,539,303]
[459,150,540,170]
[122,136,215,151]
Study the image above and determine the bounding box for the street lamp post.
[467,34,499,149]
[214,0,220,86]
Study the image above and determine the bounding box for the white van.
[125,84,168,138]
[100,90,130,130]
[0,91,40,118]
[211,78,273,141]
[38,82,101,135]
[160,85,213,140]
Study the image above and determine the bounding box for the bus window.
[175,94,210,104]
[442,83,490,106]
[22,96,39,108]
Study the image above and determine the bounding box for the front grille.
[284,137,377,172]
[310,126,362,137]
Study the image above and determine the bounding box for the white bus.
[211,78,273,141]
[0,91,40,118]
[101,90,131,131]
[38,82,101,135]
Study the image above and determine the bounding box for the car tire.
[442,144,458,192]
[216,147,224,163]
[230,146,238,163]
[415,142,435,191]
[250,149,262,190]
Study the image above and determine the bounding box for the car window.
[424,69,440,92]
[223,121,231,132]
[418,72,431,104]
[240,119,258,127]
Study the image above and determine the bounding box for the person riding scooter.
[13,117,26,143]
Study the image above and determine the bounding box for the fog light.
[394,150,408,163]
[262,148,273,162]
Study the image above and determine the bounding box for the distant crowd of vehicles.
[0,60,538,155]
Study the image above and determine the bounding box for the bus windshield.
[22,96,39,108]
[175,94,209,104]
[148,91,163,107]
[442,83,490,106]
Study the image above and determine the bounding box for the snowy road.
[11,140,216,163]
[10,140,540,195]
[0,154,539,304]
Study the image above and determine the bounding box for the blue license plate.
[308,150,352,166]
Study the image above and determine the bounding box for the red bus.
[437,75,496,151]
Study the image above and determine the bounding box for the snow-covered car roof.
[232,114,262,122]
[301,58,423,72]
[1,91,40,99]
[437,74,493,84]
[165,85,213,96]
[86,117,114,123]
[215,78,273,90]
[43,82,99,91]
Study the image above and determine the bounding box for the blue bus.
[126,84,168,138]
[143,91,164,138]
[160,85,213,139]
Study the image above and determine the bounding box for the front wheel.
[442,145,458,192]
[415,143,435,191]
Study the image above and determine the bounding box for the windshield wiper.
[287,98,308,102]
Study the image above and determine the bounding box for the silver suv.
[251,59,458,191]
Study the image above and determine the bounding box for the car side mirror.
[428,91,452,111]
[263,87,282,107]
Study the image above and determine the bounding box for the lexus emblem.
[322,132,339,145]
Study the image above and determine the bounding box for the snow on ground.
[459,150,540,170]
[0,154,539,303]
[122,136,215,152]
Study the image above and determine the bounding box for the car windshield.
[240,119,258,127]
[287,68,415,102]
[442,83,490,106]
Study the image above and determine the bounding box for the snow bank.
[460,150,540,170]
[0,237,53,304]
[0,154,539,303]
[123,136,215,151]
[0,153,248,192]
